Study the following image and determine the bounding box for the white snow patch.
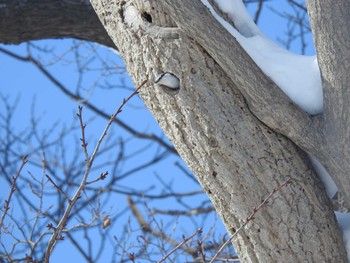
[336,212,350,261]
[309,155,338,199]
[201,0,323,114]
[241,37,322,114]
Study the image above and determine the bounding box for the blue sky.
[0,1,314,262]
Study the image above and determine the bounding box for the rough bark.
[158,0,324,156]
[90,1,347,262]
[306,0,350,209]
[161,0,350,210]
[0,0,114,47]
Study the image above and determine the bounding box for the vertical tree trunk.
[306,0,350,209]
[91,0,347,261]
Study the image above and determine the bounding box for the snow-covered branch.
[205,0,323,115]
[161,0,324,156]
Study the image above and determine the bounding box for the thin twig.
[45,174,71,202]
[128,197,200,257]
[0,154,28,231]
[207,257,240,262]
[43,80,147,262]
[288,0,307,12]
[157,228,203,263]
[86,171,109,185]
[197,240,206,262]
[209,178,292,263]
[77,106,89,161]
[152,206,214,216]
[254,0,264,23]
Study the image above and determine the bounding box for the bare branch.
[86,171,109,185]
[288,0,307,12]
[157,228,202,263]
[127,197,200,258]
[0,154,28,231]
[254,0,264,23]
[0,0,114,47]
[44,80,147,262]
[45,174,70,202]
[77,106,89,161]
[152,206,214,216]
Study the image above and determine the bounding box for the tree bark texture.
[90,0,347,262]
[306,0,350,209]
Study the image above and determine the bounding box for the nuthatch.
[155,72,180,90]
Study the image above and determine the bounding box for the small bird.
[102,216,111,229]
[155,72,180,90]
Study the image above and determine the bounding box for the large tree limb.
[0,0,114,47]
[306,0,350,207]
[159,0,324,157]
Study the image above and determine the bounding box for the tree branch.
[306,0,350,206]
[0,0,114,47]
[0,154,28,231]
[160,0,324,155]
[44,80,147,262]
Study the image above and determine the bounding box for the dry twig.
[43,79,147,262]
[157,228,203,263]
[0,154,28,231]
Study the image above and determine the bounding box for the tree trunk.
[306,0,350,209]
[90,0,347,262]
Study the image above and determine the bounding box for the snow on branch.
[201,0,323,115]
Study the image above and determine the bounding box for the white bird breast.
[155,72,180,89]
